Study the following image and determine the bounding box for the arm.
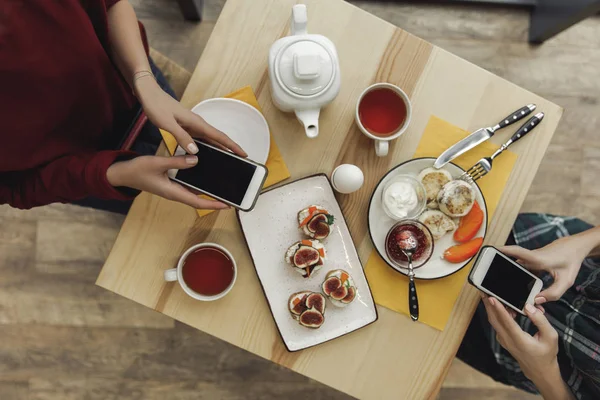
[579,226,600,257]
[105,1,247,157]
[0,151,135,209]
[105,0,150,87]
[531,366,575,400]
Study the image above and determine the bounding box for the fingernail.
[185,156,198,165]
[187,142,199,154]
[488,297,496,306]
[525,303,537,314]
[535,297,547,305]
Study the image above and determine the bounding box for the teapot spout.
[295,109,320,138]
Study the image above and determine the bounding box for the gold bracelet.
[131,70,155,97]
[133,70,154,83]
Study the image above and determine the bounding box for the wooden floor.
[1,1,598,399]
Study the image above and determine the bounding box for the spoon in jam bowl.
[384,220,435,322]
[397,231,419,321]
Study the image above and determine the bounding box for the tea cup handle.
[164,268,178,282]
[375,140,388,157]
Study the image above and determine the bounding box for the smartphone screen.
[481,254,536,310]
[175,143,256,205]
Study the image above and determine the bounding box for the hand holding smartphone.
[167,139,268,211]
[469,246,543,315]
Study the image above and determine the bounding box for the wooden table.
[98,0,562,398]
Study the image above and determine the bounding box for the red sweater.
[0,0,142,209]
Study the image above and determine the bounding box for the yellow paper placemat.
[365,115,518,331]
[160,86,291,217]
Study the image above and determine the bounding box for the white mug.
[355,83,412,157]
[164,243,237,301]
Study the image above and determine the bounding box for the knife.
[434,104,537,169]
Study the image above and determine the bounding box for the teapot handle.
[291,5,308,35]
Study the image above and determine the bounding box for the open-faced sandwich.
[298,205,335,240]
[321,269,357,307]
[418,168,453,209]
[288,291,326,329]
[437,180,476,218]
[285,239,326,278]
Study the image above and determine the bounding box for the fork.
[461,112,544,183]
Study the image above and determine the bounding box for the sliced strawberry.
[306,293,326,315]
[330,285,349,301]
[341,287,356,304]
[322,276,341,295]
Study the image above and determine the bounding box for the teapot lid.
[275,40,335,96]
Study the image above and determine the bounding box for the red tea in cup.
[358,87,407,137]
[182,247,235,296]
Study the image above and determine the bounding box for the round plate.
[368,157,488,280]
[191,98,270,164]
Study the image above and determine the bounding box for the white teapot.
[268,4,341,138]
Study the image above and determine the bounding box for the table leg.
[176,0,204,21]
[529,0,600,43]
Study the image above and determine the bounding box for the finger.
[487,296,524,339]
[524,304,557,341]
[538,279,572,302]
[178,113,248,157]
[165,121,199,155]
[165,182,229,210]
[535,296,547,305]
[157,155,198,170]
[201,137,231,153]
[482,296,507,336]
[536,304,545,314]
[497,246,543,270]
[508,308,517,319]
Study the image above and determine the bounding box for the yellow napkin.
[364,116,518,331]
[160,86,290,217]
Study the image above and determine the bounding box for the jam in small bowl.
[384,220,434,269]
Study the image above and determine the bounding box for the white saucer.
[367,157,488,280]
[191,98,270,164]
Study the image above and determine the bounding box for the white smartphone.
[167,140,268,212]
[469,246,543,315]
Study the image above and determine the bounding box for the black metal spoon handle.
[493,104,537,131]
[408,269,419,321]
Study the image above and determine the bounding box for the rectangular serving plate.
[237,174,378,352]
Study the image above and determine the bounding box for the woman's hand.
[133,76,247,157]
[483,295,558,380]
[482,295,573,399]
[499,239,587,303]
[106,155,229,210]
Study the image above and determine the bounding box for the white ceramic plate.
[237,174,378,352]
[368,157,488,280]
[191,98,270,163]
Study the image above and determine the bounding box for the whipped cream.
[383,181,418,218]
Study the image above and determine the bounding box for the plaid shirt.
[487,213,600,399]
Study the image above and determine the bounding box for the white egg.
[332,164,364,194]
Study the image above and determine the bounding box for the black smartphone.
[167,139,268,211]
